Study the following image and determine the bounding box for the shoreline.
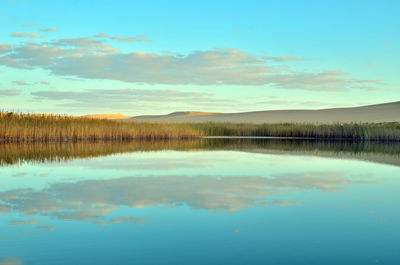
[2,136,400,143]
[2,112,400,142]
[1,139,399,168]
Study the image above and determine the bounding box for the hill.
[128,101,400,124]
[83,114,132,120]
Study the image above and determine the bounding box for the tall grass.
[1,112,400,141]
[0,112,203,141]
[192,122,400,141]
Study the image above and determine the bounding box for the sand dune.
[83,114,132,120]
[128,101,400,124]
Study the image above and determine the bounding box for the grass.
[192,122,400,141]
[0,112,203,141]
[1,139,399,166]
[1,112,400,141]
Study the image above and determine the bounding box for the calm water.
[0,139,399,265]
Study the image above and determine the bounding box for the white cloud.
[94,33,150,42]
[111,35,149,42]
[0,57,31,69]
[43,48,277,85]
[256,98,344,107]
[11,32,41,38]
[13,80,29,85]
[0,36,381,90]
[0,43,12,54]
[267,70,382,91]
[53,38,120,53]
[262,55,304,62]
[40,27,58,32]
[55,37,105,47]
[0,89,21,96]
[31,88,232,109]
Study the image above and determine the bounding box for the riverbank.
[1,139,400,167]
[1,112,400,142]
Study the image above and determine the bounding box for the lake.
[1,139,399,265]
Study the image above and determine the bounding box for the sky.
[0,0,399,115]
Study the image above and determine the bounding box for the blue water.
[0,141,399,264]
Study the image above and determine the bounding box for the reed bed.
[191,122,400,141]
[0,112,203,141]
[1,112,400,141]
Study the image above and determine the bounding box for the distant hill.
[127,101,400,124]
[83,114,132,120]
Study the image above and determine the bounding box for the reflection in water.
[1,139,400,166]
[9,220,39,226]
[0,257,22,265]
[38,226,56,231]
[0,172,378,220]
[0,139,399,264]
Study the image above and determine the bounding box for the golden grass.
[0,112,203,141]
[1,112,400,141]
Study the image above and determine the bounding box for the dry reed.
[1,112,400,142]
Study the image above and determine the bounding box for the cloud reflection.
[0,172,377,223]
[39,226,56,231]
[9,220,39,226]
[0,257,22,265]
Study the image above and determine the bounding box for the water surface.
[0,139,399,264]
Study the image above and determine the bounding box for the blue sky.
[0,0,399,115]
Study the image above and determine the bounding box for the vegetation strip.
[1,112,400,142]
[1,139,399,167]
